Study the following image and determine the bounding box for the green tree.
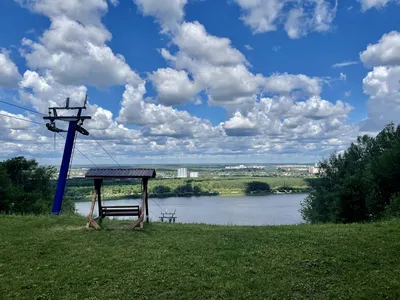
[152,185,172,195]
[0,156,75,214]
[245,181,271,194]
[301,123,400,223]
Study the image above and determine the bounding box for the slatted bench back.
[101,205,141,217]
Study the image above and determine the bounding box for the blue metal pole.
[52,121,77,215]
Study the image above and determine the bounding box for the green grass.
[1,215,400,299]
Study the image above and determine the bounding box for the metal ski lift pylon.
[44,95,91,215]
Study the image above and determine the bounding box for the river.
[75,193,307,226]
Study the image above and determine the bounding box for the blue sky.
[0,0,400,165]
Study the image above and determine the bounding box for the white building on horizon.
[189,172,199,178]
[177,168,188,178]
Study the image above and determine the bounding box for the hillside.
[1,216,400,299]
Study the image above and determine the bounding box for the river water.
[75,193,307,226]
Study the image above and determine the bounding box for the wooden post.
[139,179,145,228]
[95,179,103,220]
[86,183,100,229]
[144,178,149,223]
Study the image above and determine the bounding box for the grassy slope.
[1,216,400,299]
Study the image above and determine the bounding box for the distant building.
[308,166,319,175]
[225,165,265,170]
[189,172,199,178]
[177,168,188,178]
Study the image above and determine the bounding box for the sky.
[0,0,400,166]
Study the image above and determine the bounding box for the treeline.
[302,123,400,223]
[65,177,311,200]
[0,157,74,214]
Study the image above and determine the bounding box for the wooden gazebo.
[85,168,156,229]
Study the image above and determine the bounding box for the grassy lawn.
[1,215,400,299]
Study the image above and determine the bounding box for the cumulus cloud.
[17,0,108,25]
[222,95,353,142]
[359,31,400,131]
[148,68,201,106]
[361,66,400,130]
[18,0,141,87]
[173,21,246,67]
[360,31,400,68]
[234,0,284,33]
[264,73,322,96]
[18,70,141,142]
[234,0,338,39]
[0,110,33,129]
[159,21,324,109]
[0,0,359,162]
[359,0,397,11]
[133,0,187,33]
[0,49,22,88]
[117,83,221,138]
[223,112,259,136]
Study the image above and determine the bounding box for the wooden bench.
[101,205,141,217]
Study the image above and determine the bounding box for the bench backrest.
[101,205,141,217]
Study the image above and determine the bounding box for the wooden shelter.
[85,168,156,229]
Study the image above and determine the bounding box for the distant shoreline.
[73,190,311,202]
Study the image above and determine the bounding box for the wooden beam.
[94,179,103,219]
[86,189,100,229]
[144,178,149,223]
[127,216,143,230]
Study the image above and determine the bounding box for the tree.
[301,124,400,223]
[0,156,74,214]
[245,181,271,194]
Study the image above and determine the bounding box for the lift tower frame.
[44,97,91,215]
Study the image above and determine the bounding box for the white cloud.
[234,0,283,33]
[17,0,141,88]
[285,0,338,39]
[148,68,201,106]
[223,111,259,136]
[19,70,87,113]
[133,0,187,33]
[332,61,359,68]
[221,95,355,153]
[20,17,140,87]
[264,73,322,96]
[359,0,396,11]
[17,0,108,25]
[160,21,323,109]
[173,21,246,67]
[17,70,141,142]
[361,66,400,131]
[244,44,253,51]
[360,31,400,68]
[344,90,351,97]
[0,0,359,163]
[117,83,221,138]
[340,72,347,80]
[235,0,338,39]
[0,49,21,88]
[0,110,33,129]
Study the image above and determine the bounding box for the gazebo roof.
[85,168,156,179]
